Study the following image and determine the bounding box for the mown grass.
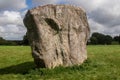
[0,45,120,80]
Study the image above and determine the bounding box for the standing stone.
[23,4,90,68]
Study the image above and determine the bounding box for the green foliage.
[0,37,4,40]
[0,37,6,45]
[0,45,120,80]
[90,32,113,45]
[0,37,18,45]
[104,35,113,45]
[113,35,120,44]
[90,37,98,44]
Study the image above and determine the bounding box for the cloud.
[64,0,105,12]
[0,11,26,40]
[88,19,105,33]
[63,0,120,36]
[0,11,23,26]
[0,0,27,10]
[0,0,120,40]
[32,0,58,7]
[90,9,120,27]
[89,18,120,37]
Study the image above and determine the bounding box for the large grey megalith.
[23,4,90,68]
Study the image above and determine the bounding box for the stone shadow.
[0,62,35,75]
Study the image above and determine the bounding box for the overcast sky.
[0,0,120,40]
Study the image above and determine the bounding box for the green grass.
[0,45,120,80]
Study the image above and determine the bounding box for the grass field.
[0,45,120,80]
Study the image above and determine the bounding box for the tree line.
[88,32,120,45]
[0,32,120,45]
[0,35,29,46]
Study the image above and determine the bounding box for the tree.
[90,36,98,44]
[113,35,120,44]
[0,37,6,45]
[90,32,105,44]
[90,32,113,45]
[117,35,120,44]
[0,37,4,40]
[114,36,119,41]
[104,35,112,45]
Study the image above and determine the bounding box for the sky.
[0,0,120,40]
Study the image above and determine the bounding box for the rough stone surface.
[23,4,90,68]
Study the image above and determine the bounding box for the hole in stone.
[45,18,59,33]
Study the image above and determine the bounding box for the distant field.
[0,45,120,80]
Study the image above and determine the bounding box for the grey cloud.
[90,8,120,27]
[63,0,120,36]
[32,0,58,7]
[102,25,120,36]
[0,25,26,40]
[0,11,26,40]
[0,11,23,26]
[88,18,120,37]
[0,0,120,40]
[88,19,105,33]
[0,0,27,10]
[0,32,25,40]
